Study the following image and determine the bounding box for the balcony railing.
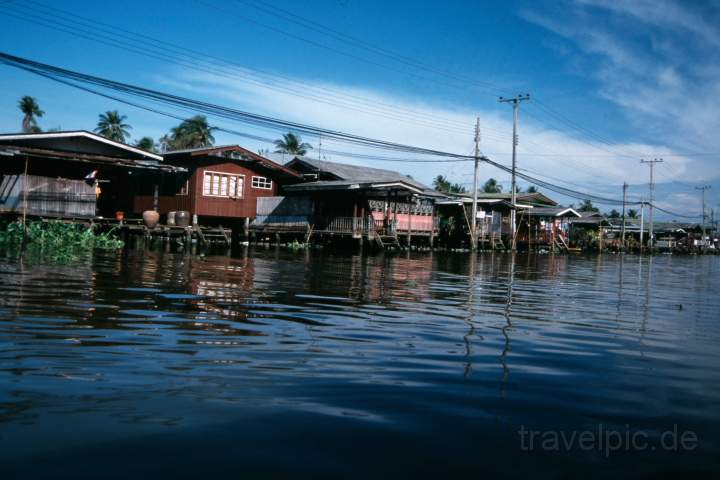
[251,215,437,235]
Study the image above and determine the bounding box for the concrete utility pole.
[640,158,663,250]
[621,181,628,250]
[639,201,645,251]
[499,94,530,249]
[696,185,711,251]
[471,117,481,251]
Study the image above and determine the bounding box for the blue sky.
[1,0,719,219]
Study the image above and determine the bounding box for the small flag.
[84,170,98,185]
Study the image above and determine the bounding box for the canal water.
[0,249,718,478]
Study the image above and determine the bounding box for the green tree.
[162,115,217,151]
[134,137,157,153]
[608,209,621,218]
[433,175,451,192]
[95,110,131,143]
[627,209,638,218]
[274,132,312,155]
[526,185,538,193]
[579,199,599,212]
[18,96,44,133]
[432,175,466,194]
[482,178,502,193]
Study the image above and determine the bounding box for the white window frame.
[251,175,273,190]
[177,179,190,196]
[202,170,244,198]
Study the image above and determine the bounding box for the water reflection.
[0,250,719,477]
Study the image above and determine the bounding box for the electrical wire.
[0,51,702,213]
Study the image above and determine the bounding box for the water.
[0,249,718,478]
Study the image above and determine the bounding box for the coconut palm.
[579,199,599,212]
[95,110,131,143]
[164,115,216,150]
[482,178,502,193]
[134,136,157,153]
[18,96,44,133]
[433,175,466,194]
[274,132,312,155]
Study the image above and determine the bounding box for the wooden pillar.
[153,183,159,212]
[406,210,412,248]
[353,200,358,236]
[22,155,29,240]
[392,191,398,235]
[430,206,436,249]
[360,206,366,238]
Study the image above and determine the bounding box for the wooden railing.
[251,215,436,235]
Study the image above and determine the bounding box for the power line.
[1,51,697,212]
[2,1,490,137]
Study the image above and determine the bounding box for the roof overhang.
[0,145,183,173]
[0,131,163,161]
[164,145,300,178]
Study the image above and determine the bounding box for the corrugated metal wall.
[0,174,95,218]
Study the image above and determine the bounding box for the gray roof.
[0,130,163,161]
[451,192,558,206]
[284,156,444,197]
[526,207,582,218]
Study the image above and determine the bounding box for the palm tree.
[134,136,157,153]
[579,199,599,212]
[95,110,131,143]
[274,132,312,155]
[482,178,502,193]
[163,115,217,150]
[18,96,44,133]
[433,175,451,193]
[627,209,638,218]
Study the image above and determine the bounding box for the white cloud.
[157,68,698,200]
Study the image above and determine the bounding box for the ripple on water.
[0,252,718,476]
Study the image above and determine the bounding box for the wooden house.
[436,192,558,249]
[519,206,581,250]
[250,156,444,248]
[0,131,178,219]
[134,145,301,230]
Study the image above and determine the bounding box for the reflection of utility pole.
[471,117,481,251]
[499,94,530,249]
[696,185,711,252]
[621,181,628,250]
[640,158,663,250]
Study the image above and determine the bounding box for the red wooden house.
[134,145,300,230]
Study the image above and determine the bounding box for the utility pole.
[471,117,481,251]
[499,94,530,249]
[639,200,645,251]
[640,158,663,251]
[696,185,711,252]
[621,181,628,251]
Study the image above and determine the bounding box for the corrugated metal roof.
[0,130,163,161]
[284,156,443,196]
[526,207,581,217]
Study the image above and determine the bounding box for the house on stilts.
[249,156,444,248]
[0,131,180,220]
